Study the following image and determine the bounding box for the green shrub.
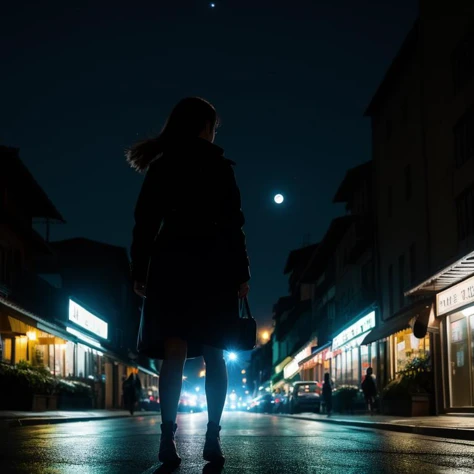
[332,386,359,412]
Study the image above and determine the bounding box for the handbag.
[223,296,257,352]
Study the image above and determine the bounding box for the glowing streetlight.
[241,369,246,374]
[261,331,270,342]
[199,370,206,378]
[228,352,238,361]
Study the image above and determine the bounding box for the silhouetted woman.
[127,97,250,467]
[322,372,332,417]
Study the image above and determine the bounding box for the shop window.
[370,342,377,375]
[454,107,474,168]
[449,314,471,407]
[1,337,12,363]
[351,347,359,387]
[394,328,430,375]
[456,183,474,241]
[361,344,370,374]
[14,336,28,364]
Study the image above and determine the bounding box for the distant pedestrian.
[361,367,377,415]
[127,97,251,467]
[322,373,333,417]
[123,372,142,415]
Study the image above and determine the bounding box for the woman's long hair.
[126,97,218,172]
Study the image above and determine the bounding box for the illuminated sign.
[437,276,474,317]
[68,300,108,339]
[332,311,375,350]
[66,326,103,349]
[284,359,300,379]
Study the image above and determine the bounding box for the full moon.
[274,194,284,204]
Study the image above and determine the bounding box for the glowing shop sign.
[332,311,375,350]
[69,300,108,339]
[437,275,474,317]
[284,359,300,379]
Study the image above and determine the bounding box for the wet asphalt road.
[2,412,474,474]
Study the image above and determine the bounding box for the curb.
[277,414,474,441]
[5,412,160,428]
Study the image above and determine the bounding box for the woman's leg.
[159,337,187,423]
[202,345,228,425]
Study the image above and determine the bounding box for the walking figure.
[123,372,142,415]
[127,97,250,467]
[361,367,377,415]
[322,373,333,417]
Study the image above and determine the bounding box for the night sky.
[3,1,418,330]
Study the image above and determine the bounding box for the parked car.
[247,393,274,413]
[139,396,160,412]
[272,392,289,413]
[289,382,321,414]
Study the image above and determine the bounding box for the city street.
[2,412,474,473]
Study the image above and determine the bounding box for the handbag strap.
[239,296,253,319]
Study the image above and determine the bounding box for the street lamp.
[228,352,238,361]
[199,370,206,378]
[261,331,270,342]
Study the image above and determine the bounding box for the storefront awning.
[298,342,332,366]
[406,250,474,295]
[362,301,432,345]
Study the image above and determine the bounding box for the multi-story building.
[0,146,68,369]
[0,147,158,410]
[271,244,318,392]
[43,238,159,408]
[270,161,376,392]
[364,1,474,412]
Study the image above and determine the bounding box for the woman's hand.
[134,281,146,298]
[238,281,250,299]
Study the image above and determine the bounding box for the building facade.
[364,1,474,413]
[0,147,158,410]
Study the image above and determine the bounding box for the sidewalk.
[279,412,474,441]
[1,409,160,428]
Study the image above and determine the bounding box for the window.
[452,27,474,94]
[387,186,393,218]
[388,265,394,317]
[454,107,474,168]
[456,183,474,241]
[409,243,417,285]
[399,254,405,309]
[404,165,412,200]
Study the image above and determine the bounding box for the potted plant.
[0,360,58,410]
[381,355,432,416]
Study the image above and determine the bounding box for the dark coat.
[361,375,377,397]
[130,137,250,359]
